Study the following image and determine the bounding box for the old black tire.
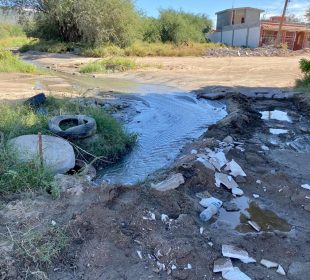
[48,115,97,139]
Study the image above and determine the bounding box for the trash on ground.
[224,159,247,177]
[215,173,244,196]
[213,258,234,273]
[24,92,46,108]
[232,187,244,196]
[248,221,261,232]
[161,214,169,223]
[256,180,262,184]
[253,194,260,199]
[191,149,198,155]
[137,251,143,260]
[200,198,222,222]
[200,227,204,234]
[260,259,278,269]
[151,173,185,191]
[222,245,256,264]
[269,128,289,135]
[222,267,252,280]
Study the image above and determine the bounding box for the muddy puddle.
[218,197,291,233]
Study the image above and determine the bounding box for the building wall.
[245,10,261,26]
[210,25,260,48]
[216,11,232,30]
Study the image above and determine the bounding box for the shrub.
[80,57,137,73]
[295,59,310,91]
[158,9,212,44]
[300,59,310,76]
[0,50,37,73]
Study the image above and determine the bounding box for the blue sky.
[135,0,309,25]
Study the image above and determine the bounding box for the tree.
[0,0,140,47]
[306,8,310,23]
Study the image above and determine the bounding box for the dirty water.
[98,93,227,184]
[260,110,292,123]
[24,56,228,184]
[218,197,291,233]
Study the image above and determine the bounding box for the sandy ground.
[1,53,307,103]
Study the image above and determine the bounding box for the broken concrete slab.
[208,151,228,170]
[222,245,256,264]
[232,187,244,196]
[222,267,251,280]
[151,173,185,191]
[301,184,310,191]
[215,173,239,189]
[277,265,286,276]
[213,258,234,273]
[200,197,223,208]
[260,259,278,269]
[224,159,247,177]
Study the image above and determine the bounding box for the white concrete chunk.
[222,267,252,280]
[222,245,256,264]
[197,157,215,171]
[151,173,185,191]
[277,265,286,276]
[260,259,278,269]
[213,258,234,273]
[301,184,310,191]
[215,173,239,189]
[225,159,247,177]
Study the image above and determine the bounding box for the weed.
[80,57,137,73]
[0,97,136,193]
[295,59,310,92]
[0,50,37,73]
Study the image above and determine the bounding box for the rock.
[222,245,256,264]
[8,135,75,174]
[253,194,260,199]
[260,259,278,268]
[261,145,270,151]
[191,149,198,155]
[151,173,185,191]
[224,159,247,177]
[223,202,240,212]
[248,221,261,232]
[277,265,286,276]
[288,262,310,280]
[223,136,234,144]
[213,258,234,273]
[222,267,251,280]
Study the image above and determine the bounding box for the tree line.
[0,0,213,47]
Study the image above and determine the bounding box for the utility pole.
[275,0,289,47]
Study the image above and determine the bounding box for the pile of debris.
[204,46,310,57]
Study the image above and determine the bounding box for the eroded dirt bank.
[1,92,310,280]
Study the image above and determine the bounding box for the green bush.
[158,9,212,44]
[0,50,37,73]
[80,57,137,73]
[300,59,310,76]
[0,23,25,39]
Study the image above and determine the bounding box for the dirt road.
[1,53,306,103]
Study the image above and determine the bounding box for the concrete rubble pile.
[204,46,310,57]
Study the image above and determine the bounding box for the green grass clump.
[0,97,136,193]
[80,57,137,73]
[0,50,37,73]
[20,39,77,53]
[0,23,25,39]
[83,44,125,57]
[295,59,310,92]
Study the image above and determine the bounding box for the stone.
[277,265,286,276]
[232,187,244,196]
[236,176,247,183]
[200,197,223,208]
[288,262,310,280]
[54,174,93,195]
[151,173,185,191]
[215,173,239,189]
[213,258,234,273]
[223,202,240,212]
[8,135,75,174]
[222,245,256,264]
[223,136,234,144]
[260,259,278,269]
[208,151,228,169]
[301,184,310,191]
[222,267,251,280]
